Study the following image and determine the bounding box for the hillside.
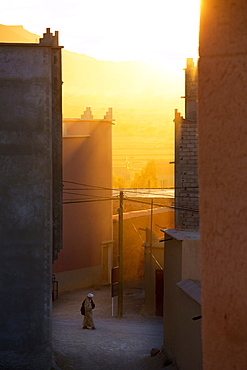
[0,24,40,43]
[0,25,183,130]
[0,25,179,186]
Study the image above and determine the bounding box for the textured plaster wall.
[144,230,164,315]
[182,239,200,281]
[53,117,113,279]
[54,265,103,294]
[198,1,247,368]
[163,237,202,370]
[0,41,62,369]
[113,208,174,282]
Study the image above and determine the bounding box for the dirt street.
[52,280,175,369]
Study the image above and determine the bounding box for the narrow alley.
[52,280,173,369]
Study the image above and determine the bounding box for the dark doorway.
[155,269,164,316]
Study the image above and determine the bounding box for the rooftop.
[161,228,200,240]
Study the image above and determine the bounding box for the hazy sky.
[1,0,200,65]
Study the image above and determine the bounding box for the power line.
[63,180,199,212]
[123,197,199,212]
[63,180,114,191]
[63,191,113,199]
[63,198,112,205]
[63,188,197,203]
[63,180,198,192]
[63,194,199,213]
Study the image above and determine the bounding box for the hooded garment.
[83,296,95,328]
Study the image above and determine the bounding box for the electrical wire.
[63,179,201,315]
[63,180,115,192]
[63,198,112,205]
[123,197,199,213]
[63,195,199,213]
[63,191,113,199]
[62,180,199,212]
[127,218,145,243]
[63,180,198,192]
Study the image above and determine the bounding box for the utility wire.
[63,181,199,212]
[127,218,145,243]
[63,195,198,213]
[63,180,115,192]
[124,197,199,213]
[63,191,113,199]
[63,180,198,191]
[63,179,201,316]
[63,198,112,205]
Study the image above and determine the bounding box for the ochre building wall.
[199,1,247,368]
[53,108,113,292]
[113,208,174,282]
[162,231,202,370]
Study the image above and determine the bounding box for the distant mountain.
[0,25,96,61]
[62,50,175,94]
[0,25,182,134]
[0,24,177,185]
[0,24,40,43]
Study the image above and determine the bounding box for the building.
[161,229,201,370]
[142,228,165,316]
[160,59,201,369]
[199,2,247,368]
[174,58,199,229]
[52,107,114,292]
[135,61,199,319]
[0,29,62,369]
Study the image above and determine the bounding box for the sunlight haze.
[0,0,200,189]
[1,0,200,64]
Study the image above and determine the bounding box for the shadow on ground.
[52,280,177,369]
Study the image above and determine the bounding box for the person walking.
[82,293,96,330]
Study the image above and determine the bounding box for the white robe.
[83,297,95,328]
